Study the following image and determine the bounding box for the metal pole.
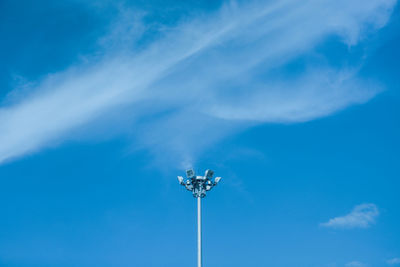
[197,196,202,267]
[178,169,221,267]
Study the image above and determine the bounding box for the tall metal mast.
[178,169,222,267]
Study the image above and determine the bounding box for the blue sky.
[0,0,399,266]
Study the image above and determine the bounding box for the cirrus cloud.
[387,258,400,265]
[0,0,397,165]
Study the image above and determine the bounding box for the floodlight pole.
[197,196,202,267]
[178,169,221,267]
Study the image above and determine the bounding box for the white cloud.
[320,203,379,229]
[0,0,397,164]
[387,258,400,265]
[346,261,366,267]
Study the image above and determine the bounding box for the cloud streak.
[387,258,400,265]
[320,203,379,229]
[346,261,366,267]
[0,0,397,164]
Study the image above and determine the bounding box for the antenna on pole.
[178,169,222,267]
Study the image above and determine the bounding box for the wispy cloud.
[387,258,400,265]
[0,0,397,164]
[346,261,367,267]
[320,203,379,229]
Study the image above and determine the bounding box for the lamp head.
[204,169,214,179]
[186,169,195,179]
[177,176,184,184]
[214,177,222,184]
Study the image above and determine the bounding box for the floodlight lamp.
[186,169,195,179]
[176,168,222,267]
[204,169,214,179]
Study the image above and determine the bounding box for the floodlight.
[177,169,222,267]
[205,180,212,191]
[204,169,214,179]
[186,169,195,179]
